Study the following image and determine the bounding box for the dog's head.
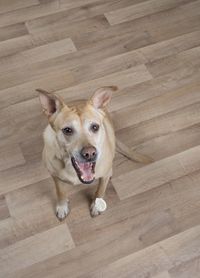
[38,87,117,184]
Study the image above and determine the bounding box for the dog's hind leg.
[116,139,153,164]
[53,176,70,221]
[90,172,111,217]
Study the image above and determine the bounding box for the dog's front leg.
[53,177,70,221]
[90,174,111,217]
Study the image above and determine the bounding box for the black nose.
[81,146,97,161]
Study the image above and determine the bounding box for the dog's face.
[38,87,117,184]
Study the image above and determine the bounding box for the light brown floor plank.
[0,0,39,14]
[0,223,75,277]
[0,0,60,27]
[82,224,200,278]
[0,144,25,171]
[113,145,200,200]
[112,81,200,131]
[0,38,76,73]
[0,23,28,42]
[0,69,74,109]
[169,256,200,278]
[0,195,10,221]
[116,101,200,147]
[0,160,49,195]
[105,0,190,25]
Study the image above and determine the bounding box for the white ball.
[95,198,107,212]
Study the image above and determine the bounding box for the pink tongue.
[78,162,94,181]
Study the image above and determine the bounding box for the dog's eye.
[62,127,73,135]
[91,123,99,133]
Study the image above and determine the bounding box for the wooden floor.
[0,0,200,277]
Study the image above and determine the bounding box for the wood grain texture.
[0,23,28,41]
[0,144,25,171]
[0,224,75,277]
[0,38,76,73]
[0,0,200,277]
[0,0,39,14]
[105,0,190,25]
[112,145,200,200]
[0,195,10,221]
[81,225,200,278]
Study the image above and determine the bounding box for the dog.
[37,87,152,219]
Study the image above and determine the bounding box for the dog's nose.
[81,146,97,161]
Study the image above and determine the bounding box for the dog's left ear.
[37,89,64,118]
[91,86,118,109]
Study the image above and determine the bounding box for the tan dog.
[38,87,152,219]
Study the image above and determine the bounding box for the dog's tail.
[116,139,153,164]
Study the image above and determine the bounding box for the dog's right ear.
[37,89,64,118]
[91,86,118,109]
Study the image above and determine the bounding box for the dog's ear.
[37,89,64,117]
[91,86,118,109]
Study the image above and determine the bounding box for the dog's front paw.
[56,201,70,221]
[90,198,107,217]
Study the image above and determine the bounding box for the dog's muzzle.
[71,157,96,184]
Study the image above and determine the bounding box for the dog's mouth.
[71,157,96,184]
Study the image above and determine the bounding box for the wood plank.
[105,0,189,25]
[138,30,200,63]
[59,0,101,10]
[74,2,200,50]
[0,40,144,80]
[0,69,74,109]
[0,31,142,90]
[0,144,25,171]
[170,256,200,278]
[112,81,200,131]
[59,0,146,10]
[0,23,28,42]
[72,59,151,85]
[116,100,200,148]
[167,172,200,231]
[113,122,200,182]
[0,224,75,277]
[0,195,10,221]
[153,272,171,278]
[0,38,76,73]
[133,123,200,162]
[0,160,49,195]
[113,145,200,200]
[82,225,200,278]
[147,46,200,78]
[27,0,137,31]
[0,0,39,14]
[109,55,200,112]
[0,57,74,90]
[0,178,59,249]
[27,15,110,42]
[5,177,55,217]
[6,16,198,91]
[0,0,60,27]
[0,35,34,58]
[55,63,152,101]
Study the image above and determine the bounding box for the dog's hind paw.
[90,198,107,217]
[56,202,70,221]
